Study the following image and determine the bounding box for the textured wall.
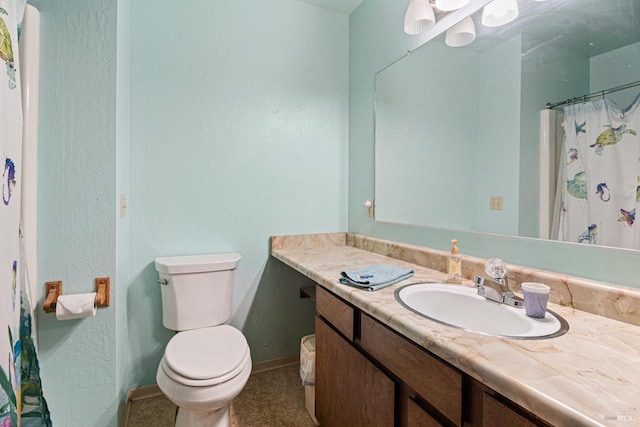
[31,0,119,425]
[349,0,640,288]
[31,0,347,424]
[126,0,348,387]
[115,0,132,415]
[590,41,640,109]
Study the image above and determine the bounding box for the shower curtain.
[556,94,640,250]
[0,0,50,425]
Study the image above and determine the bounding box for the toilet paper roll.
[55,292,97,320]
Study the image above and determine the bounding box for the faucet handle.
[485,258,507,281]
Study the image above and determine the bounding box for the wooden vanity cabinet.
[407,397,445,427]
[315,286,549,427]
[360,313,462,425]
[316,286,355,341]
[315,317,395,427]
[482,393,538,427]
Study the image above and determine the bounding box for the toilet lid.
[165,325,249,381]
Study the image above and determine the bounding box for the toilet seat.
[163,325,250,387]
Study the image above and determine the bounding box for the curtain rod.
[545,80,640,109]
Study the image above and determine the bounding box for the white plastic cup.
[521,282,550,318]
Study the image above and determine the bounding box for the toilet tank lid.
[155,253,241,274]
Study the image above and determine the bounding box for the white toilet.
[155,254,251,427]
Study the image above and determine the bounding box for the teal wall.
[31,0,119,426]
[349,0,640,289]
[115,0,132,414]
[127,0,347,386]
[375,40,478,230]
[375,34,521,235]
[590,41,640,109]
[473,36,521,235]
[32,0,347,425]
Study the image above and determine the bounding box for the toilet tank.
[155,253,241,331]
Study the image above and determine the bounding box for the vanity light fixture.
[435,0,471,12]
[404,0,436,35]
[445,16,476,47]
[481,0,519,27]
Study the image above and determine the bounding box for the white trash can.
[300,334,319,425]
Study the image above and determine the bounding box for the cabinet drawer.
[360,313,463,426]
[316,286,355,341]
[482,393,539,427]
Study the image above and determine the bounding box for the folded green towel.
[339,264,414,291]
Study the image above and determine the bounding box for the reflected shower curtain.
[0,1,51,425]
[556,94,640,249]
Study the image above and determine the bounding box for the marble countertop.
[271,234,640,427]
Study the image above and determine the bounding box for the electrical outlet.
[489,196,504,210]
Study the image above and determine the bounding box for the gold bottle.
[447,239,462,284]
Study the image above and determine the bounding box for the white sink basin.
[395,283,569,339]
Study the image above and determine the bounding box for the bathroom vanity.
[271,233,640,427]
[316,285,545,426]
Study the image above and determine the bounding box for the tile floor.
[124,364,317,427]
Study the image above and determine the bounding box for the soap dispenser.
[447,239,462,284]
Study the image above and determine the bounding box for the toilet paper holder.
[43,277,110,313]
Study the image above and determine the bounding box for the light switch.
[120,193,127,218]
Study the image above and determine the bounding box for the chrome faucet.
[473,258,524,308]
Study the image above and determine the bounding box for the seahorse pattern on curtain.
[0,1,51,425]
[557,95,640,250]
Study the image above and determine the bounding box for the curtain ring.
[601,90,605,100]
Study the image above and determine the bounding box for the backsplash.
[347,234,640,327]
[271,232,640,327]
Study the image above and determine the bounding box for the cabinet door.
[316,316,395,427]
[407,398,444,427]
[482,393,539,427]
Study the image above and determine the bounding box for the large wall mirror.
[375,0,640,250]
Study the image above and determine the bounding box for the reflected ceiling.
[464,0,640,55]
[295,0,364,15]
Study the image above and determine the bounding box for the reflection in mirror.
[375,0,640,250]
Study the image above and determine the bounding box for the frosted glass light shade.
[404,0,436,35]
[435,0,471,12]
[481,0,519,27]
[445,16,476,47]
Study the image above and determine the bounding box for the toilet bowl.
[156,326,251,427]
[154,254,250,427]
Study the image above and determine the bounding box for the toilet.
[155,254,251,427]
